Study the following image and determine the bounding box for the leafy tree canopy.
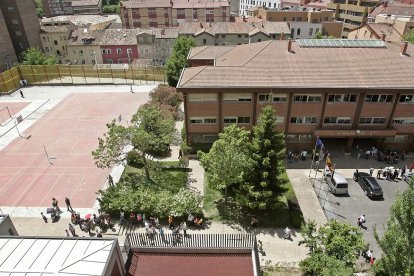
[21,48,57,65]
[404,28,414,44]
[373,179,414,275]
[299,220,366,275]
[313,32,335,39]
[165,36,195,87]
[239,106,286,209]
[199,124,253,201]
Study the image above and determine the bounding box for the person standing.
[159,226,164,239]
[68,223,76,236]
[130,85,134,93]
[119,210,125,226]
[52,198,60,213]
[108,175,114,186]
[65,229,70,237]
[19,90,24,98]
[377,168,382,179]
[369,168,374,176]
[65,197,74,212]
[168,215,174,230]
[180,222,187,237]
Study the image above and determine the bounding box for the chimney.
[401,41,408,56]
[381,33,386,41]
[243,15,247,22]
[287,38,292,52]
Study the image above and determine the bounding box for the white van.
[325,172,348,195]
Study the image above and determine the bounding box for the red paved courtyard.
[0,93,149,208]
[0,102,30,125]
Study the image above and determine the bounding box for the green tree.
[404,28,414,44]
[149,85,183,120]
[165,36,195,87]
[92,105,175,180]
[299,220,367,275]
[21,48,57,65]
[373,179,414,275]
[33,0,43,18]
[239,106,286,209]
[313,32,335,39]
[199,124,252,202]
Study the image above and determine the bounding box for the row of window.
[101,49,133,55]
[188,93,414,104]
[190,116,414,126]
[284,134,409,144]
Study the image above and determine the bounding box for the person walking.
[65,197,74,212]
[41,212,48,223]
[159,226,164,239]
[369,168,374,176]
[130,85,134,93]
[19,90,24,98]
[119,210,125,226]
[377,168,382,179]
[65,229,70,237]
[178,149,183,159]
[68,223,76,236]
[108,175,114,186]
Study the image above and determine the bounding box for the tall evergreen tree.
[237,106,286,209]
[165,36,195,87]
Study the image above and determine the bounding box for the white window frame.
[365,94,393,103]
[399,95,414,103]
[223,117,237,124]
[237,116,251,124]
[223,93,252,102]
[293,94,322,102]
[359,117,386,125]
[392,117,414,125]
[290,116,318,124]
[188,93,217,102]
[117,48,122,54]
[324,117,351,124]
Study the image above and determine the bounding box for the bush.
[149,85,183,120]
[102,5,120,14]
[126,151,143,168]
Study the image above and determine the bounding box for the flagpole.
[309,136,318,177]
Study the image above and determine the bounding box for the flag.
[316,137,324,148]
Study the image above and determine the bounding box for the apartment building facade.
[0,11,18,71]
[239,0,281,16]
[42,0,73,17]
[249,7,343,38]
[66,28,105,64]
[178,21,290,46]
[100,29,139,64]
[177,40,414,152]
[0,0,41,61]
[72,0,102,15]
[327,0,379,37]
[120,0,231,29]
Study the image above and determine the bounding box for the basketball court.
[0,102,30,125]
[0,92,149,208]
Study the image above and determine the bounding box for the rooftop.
[121,0,230,9]
[0,237,117,275]
[41,14,120,26]
[100,28,141,45]
[67,28,106,46]
[179,40,414,89]
[178,21,290,36]
[40,25,71,33]
[128,252,254,276]
[366,23,403,43]
[370,2,414,17]
[72,0,101,6]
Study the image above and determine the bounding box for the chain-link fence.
[0,64,166,94]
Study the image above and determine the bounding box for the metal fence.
[0,64,166,94]
[124,233,256,252]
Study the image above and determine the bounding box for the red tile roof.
[179,40,414,88]
[127,252,254,276]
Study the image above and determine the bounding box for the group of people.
[287,150,308,162]
[42,197,75,223]
[368,165,410,181]
[357,147,405,165]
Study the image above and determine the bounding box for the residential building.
[178,21,290,46]
[327,0,380,37]
[246,7,343,38]
[178,39,414,152]
[0,0,41,61]
[72,0,102,15]
[66,28,105,64]
[281,0,330,9]
[348,22,404,43]
[42,0,73,17]
[0,11,18,71]
[40,23,72,63]
[239,0,282,16]
[0,236,124,275]
[120,0,231,29]
[41,14,120,30]
[136,28,178,65]
[231,0,241,15]
[0,215,18,236]
[125,233,260,276]
[100,29,140,64]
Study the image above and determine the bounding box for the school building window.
[365,94,393,103]
[189,117,217,124]
[392,117,414,125]
[188,93,217,102]
[328,94,356,102]
[399,95,414,103]
[223,93,252,102]
[293,94,321,102]
[323,117,351,124]
[359,117,386,125]
[290,117,318,124]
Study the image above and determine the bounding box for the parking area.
[310,174,409,255]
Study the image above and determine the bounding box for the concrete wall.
[290,22,322,39]
[0,11,18,71]
[0,215,18,236]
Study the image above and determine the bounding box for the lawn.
[120,161,188,193]
[203,172,304,228]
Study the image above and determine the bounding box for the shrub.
[126,151,144,168]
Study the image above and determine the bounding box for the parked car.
[354,172,383,199]
[325,172,348,195]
